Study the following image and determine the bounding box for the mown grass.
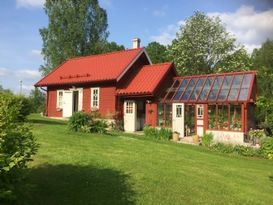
[14,114,273,205]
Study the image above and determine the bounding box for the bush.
[68,112,108,134]
[201,133,214,147]
[210,143,234,153]
[260,138,273,159]
[209,143,262,157]
[233,145,261,157]
[90,120,108,134]
[158,127,172,140]
[68,112,93,132]
[0,93,38,201]
[144,126,172,141]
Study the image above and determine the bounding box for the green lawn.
[16,114,273,205]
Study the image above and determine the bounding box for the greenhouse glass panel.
[198,77,214,101]
[173,79,189,100]
[189,78,206,100]
[218,76,233,101]
[164,80,181,101]
[228,75,243,101]
[181,79,197,100]
[208,76,223,100]
[238,74,253,101]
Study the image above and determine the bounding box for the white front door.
[63,91,73,117]
[196,104,204,136]
[123,100,137,132]
[172,103,184,138]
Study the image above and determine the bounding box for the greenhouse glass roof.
[162,71,256,103]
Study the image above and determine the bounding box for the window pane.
[181,79,197,100]
[208,76,224,100]
[165,80,181,101]
[198,77,214,101]
[228,75,243,101]
[217,76,233,101]
[157,103,164,126]
[230,104,241,130]
[176,105,182,117]
[217,105,229,130]
[189,78,205,100]
[165,104,172,127]
[173,79,188,100]
[208,105,217,129]
[238,74,253,101]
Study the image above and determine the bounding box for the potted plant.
[172,131,180,142]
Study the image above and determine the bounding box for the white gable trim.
[117,48,152,82]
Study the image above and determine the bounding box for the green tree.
[215,47,252,73]
[102,41,125,53]
[169,11,238,75]
[146,42,170,64]
[29,88,45,113]
[252,39,273,134]
[40,0,109,75]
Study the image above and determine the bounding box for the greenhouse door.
[196,104,204,136]
[172,103,184,138]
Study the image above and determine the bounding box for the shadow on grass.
[269,176,273,182]
[16,164,135,205]
[28,118,67,126]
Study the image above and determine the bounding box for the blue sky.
[0,0,272,94]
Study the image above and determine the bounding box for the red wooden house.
[35,38,257,144]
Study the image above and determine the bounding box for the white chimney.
[132,38,141,49]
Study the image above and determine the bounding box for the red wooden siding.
[47,88,62,117]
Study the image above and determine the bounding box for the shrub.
[144,126,171,141]
[158,127,172,140]
[249,129,266,144]
[0,93,37,201]
[201,133,214,147]
[68,112,93,132]
[260,138,273,159]
[90,120,108,134]
[210,143,234,153]
[233,145,261,157]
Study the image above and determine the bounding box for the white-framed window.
[125,101,134,114]
[91,87,100,109]
[176,105,182,117]
[197,105,204,119]
[57,90,64,108]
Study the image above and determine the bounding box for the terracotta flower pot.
[192,135,199,144]
[173,133,180,142]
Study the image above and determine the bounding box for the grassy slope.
[18,114,273,205]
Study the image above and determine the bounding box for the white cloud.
[30,49,43,58]
[0,67,11,77]
[16,69,41,80]
[16,0,45,8]
[150,6,273,53]
[150,21,184,45]
[208,5,273,53]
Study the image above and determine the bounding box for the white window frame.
[56,90,64,109]
[176,104,182,118]
[197,105,204,119]
[91,87,100,110]
[125,101,134,114]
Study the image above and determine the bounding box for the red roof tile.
[117,62,173,96]
[35,48,144,86]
